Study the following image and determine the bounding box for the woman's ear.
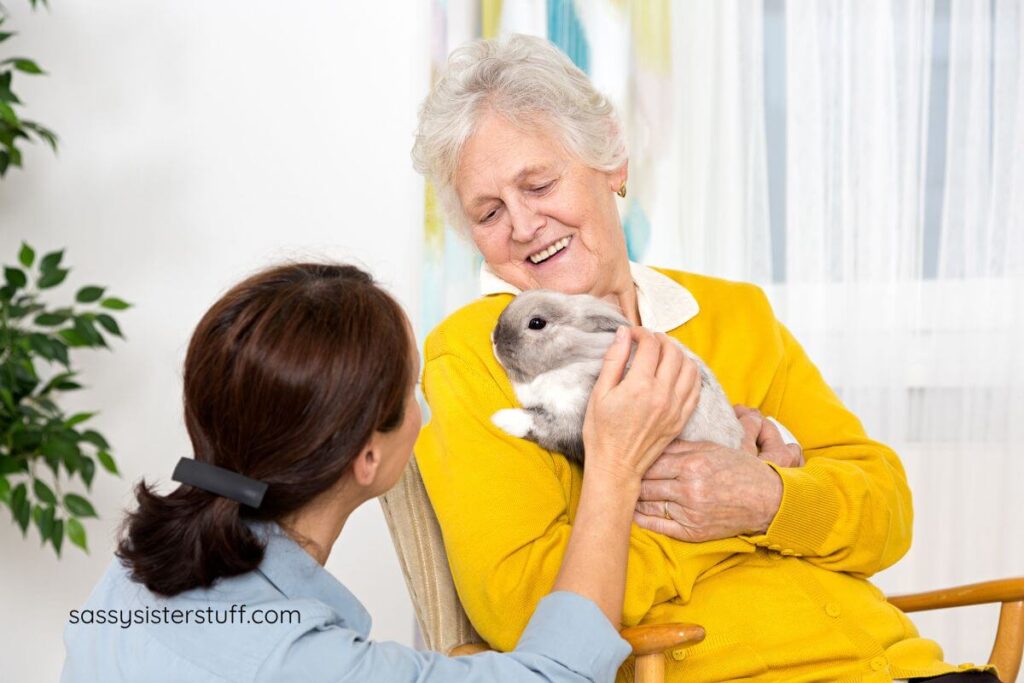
[350,441,381,488]
[610,160,629,192]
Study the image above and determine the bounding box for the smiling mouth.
[528,235,572,265]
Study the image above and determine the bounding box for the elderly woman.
[411,34,994,683]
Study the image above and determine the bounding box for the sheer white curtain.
[645,0,772,283]
[644,0,1023,665]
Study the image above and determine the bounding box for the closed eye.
[479,205,502,224]
[529,180,556,194]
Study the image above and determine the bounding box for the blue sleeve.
[255,592,631,683]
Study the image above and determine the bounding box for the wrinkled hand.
[632,408,800,542]
[734,405,804,467]
[582,327,702,483]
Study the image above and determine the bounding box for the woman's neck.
[280,481,363,565]
[598,266,641,326]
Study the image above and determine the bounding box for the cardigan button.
[870,656,888,671]
[825,602,842,618]
[670,648,688,661]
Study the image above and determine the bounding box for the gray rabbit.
[491,289,744,463]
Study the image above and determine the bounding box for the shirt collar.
[246,520,372,637]
[479,261,700,333]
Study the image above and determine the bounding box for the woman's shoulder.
[647,266,779,330]
[62,556,340,682]
[424,294,513,364]
[649,266,773,310]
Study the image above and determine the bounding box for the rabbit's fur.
[491,290,743,463]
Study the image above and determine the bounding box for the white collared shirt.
[479,261,701,333]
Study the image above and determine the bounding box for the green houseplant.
[1,0,58,176]
[0,243,130,554]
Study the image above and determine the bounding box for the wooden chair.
[381,457,1024,682]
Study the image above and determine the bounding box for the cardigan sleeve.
[743,293,914,578]
[416,346,753,652]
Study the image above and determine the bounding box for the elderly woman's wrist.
[755,462,784,533]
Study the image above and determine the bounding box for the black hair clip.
[171,458,268,509]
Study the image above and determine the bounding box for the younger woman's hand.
[582,327,702,483]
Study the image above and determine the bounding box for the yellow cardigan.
[415,268,988,682]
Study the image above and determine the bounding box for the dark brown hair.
[116,263,412,597]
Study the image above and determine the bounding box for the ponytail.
[117,482,263,596]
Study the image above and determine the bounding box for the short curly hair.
[411,33,627,229]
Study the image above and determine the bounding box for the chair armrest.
[887,577,1024,613]
[619,623,706,656]
[888,577,1024,683]
[447,622,706,659]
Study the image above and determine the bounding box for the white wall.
[0,2,428,680]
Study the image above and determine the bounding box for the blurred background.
[1,1,1021,681]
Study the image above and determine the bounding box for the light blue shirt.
[61,522,630,682]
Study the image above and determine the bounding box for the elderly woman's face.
[454,112,629,297]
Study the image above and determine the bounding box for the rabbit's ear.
[581,312,628,333]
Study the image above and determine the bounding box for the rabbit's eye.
[528,317,547,330]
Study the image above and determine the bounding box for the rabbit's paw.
[491,409,533,438]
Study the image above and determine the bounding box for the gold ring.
[663,501,671,520]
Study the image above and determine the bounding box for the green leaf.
[27,333,56,360]
[0,74,17,103]
[39,249,63,272]
[0,31,15,44]
[0,150,9,177]
[80,456,95,488]
[66,517,87,551]
[58,328,89,347]
[32,478,56,505]
[72,315,104,347]
[34,311,70,326]
[41,434,79,461]
[39,268,69,289]
[16,498,30,533]
[63,493,97,518]
[22,121,58,152]
[65,412,96,428]
[4,266,26,288]
[11,483,29,534]
[61,447,81,476]
[0,476,10,504]
[36,504,55,543]
[97,451,118,475]
[2,58,44,75]
[0,454,26,475]
[100,297,131,311]
[51,340,69,366]
[76,286,104,303]
[95,313,122,337]
[18,242,35,267]
[0,100,18,126]
[51,518,64,555]
[0,387,15,412]
[41,370,77,394]
[80,430,110,450]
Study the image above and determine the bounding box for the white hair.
[411,33,627,229]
